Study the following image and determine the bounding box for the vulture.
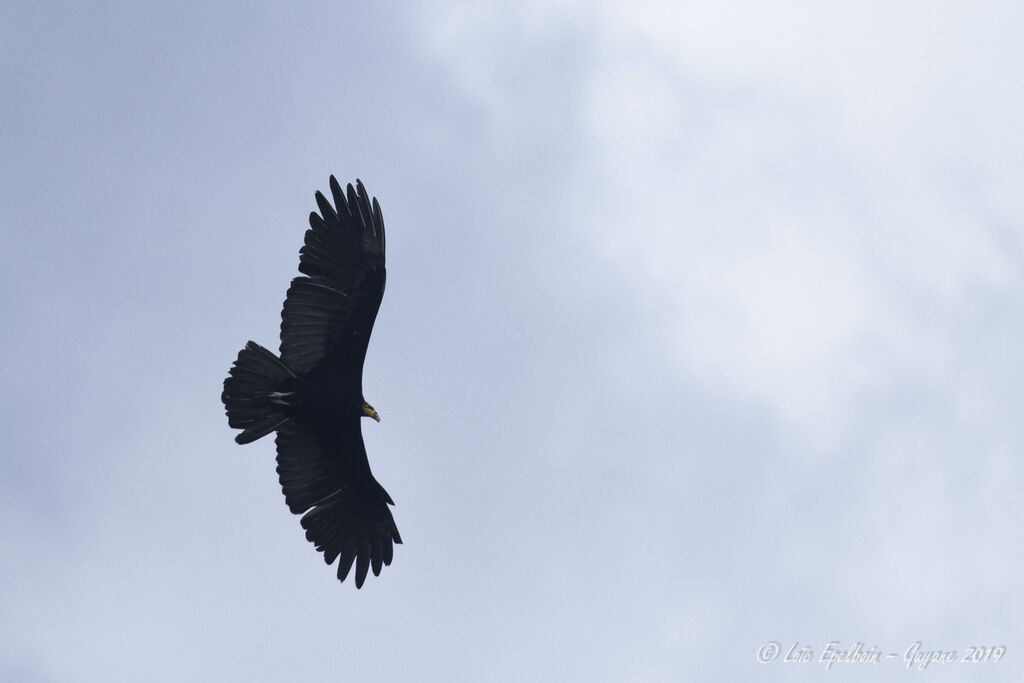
[221,176,400,588]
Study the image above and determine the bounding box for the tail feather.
[222,341,296,444]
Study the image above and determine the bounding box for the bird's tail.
[222,341,296,444]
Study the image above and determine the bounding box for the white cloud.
[564,2,1022,449]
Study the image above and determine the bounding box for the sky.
[2,1,1022,680]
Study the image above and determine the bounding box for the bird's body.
[221,177,400,588]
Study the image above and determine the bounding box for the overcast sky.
[2,1,1022,681]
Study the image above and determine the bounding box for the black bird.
[221,176,401,588]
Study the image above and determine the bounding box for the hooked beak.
[362,402,381,422]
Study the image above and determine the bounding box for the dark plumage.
[221,177,401,588]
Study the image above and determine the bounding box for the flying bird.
[221,176,400,588]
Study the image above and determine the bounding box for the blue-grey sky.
[3,1,1022,681]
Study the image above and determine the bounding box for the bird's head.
[361,400,381,422]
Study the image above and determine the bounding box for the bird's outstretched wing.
[276,419,401,588]
[279,176,386,378]
[273,177,396,588]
